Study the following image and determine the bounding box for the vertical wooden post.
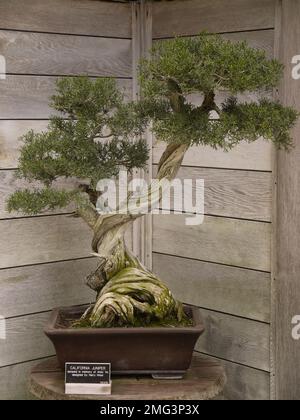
[274,0,300,400]
[132,0,153,268]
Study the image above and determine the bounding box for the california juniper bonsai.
[8,33,298,328]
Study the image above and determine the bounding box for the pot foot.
[151,373,184,380]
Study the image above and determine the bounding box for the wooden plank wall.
[0,0,132,399]
[152,0,276,400]
[274,0,300,400]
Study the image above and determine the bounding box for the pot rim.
[44,303,205,336]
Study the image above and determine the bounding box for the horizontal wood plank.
[0,215,92,269]
[0,30,131,77]
[153,140,273,171]
[0,312,55,367]
[0,358,52,400]
[0,120,48,169]
[196,309,270,371]
[0,258,97,318]
[0,76,132,119]
[153,0,275,38]
[0,215,132,269]
[0,0,131,38]
[197,353,270,400]
[153,253,271,322]
[153,165,272,221]
[153,215,271,271]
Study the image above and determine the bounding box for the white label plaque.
[65,362,111,395]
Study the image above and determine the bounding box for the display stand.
[29,355,226,400]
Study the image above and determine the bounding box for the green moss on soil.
[71,314,193,329]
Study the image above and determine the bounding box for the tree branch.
[76,201,99,230]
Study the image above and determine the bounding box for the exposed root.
[79,250,189,328]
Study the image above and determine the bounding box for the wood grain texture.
[153,253,271,322]
[0,312,55,367]
[153,0,275,38]
[0,0,131,38]
[153,139,273,171]
[197,353,270,400]
[153,165,272,221]
[0,30,132,77]
[0,120,48,169]
[0,354,269,401]
[153,215,271,271]
[0,76,132,119]
[197,309,270,371]
[274,0,300,400]
[0,358,52,400]
[0,216,92,269]
[0,215,132,269]
[0,258,97,318]
[131,0,153,268]
[29,355,226,400]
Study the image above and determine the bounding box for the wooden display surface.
[29,355,226,400]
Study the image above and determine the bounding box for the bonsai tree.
[8,33,298,328]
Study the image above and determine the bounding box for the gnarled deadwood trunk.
[78,142,189,328]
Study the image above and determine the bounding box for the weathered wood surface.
[0,215,132,269]
[0,76,132,119]
[29,355,226,400]
[0,0,131,38]
[197,309,270,371]
[0,354,269,401]
[0,30,131,77]
[0,311,54,367]
[153,165,272,221]
[0,216,93,269]
[0,258,96,318]
[153,215,271,272]
[196,353,270,400]
[274,0,300,400]
[0,120,48,169]
[153,253,271,322]
[131,0,153,268]
[153,0,275,38]
[0,358,52,400]
[153,140,273,171]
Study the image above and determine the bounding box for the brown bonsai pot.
[44,304,204,376]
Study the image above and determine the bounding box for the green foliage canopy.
[8,77,149,215]
[8,33,299,216]
[139,33,298,149]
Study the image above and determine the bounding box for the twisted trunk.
[76,80,196,328]
[78,142,189,328]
